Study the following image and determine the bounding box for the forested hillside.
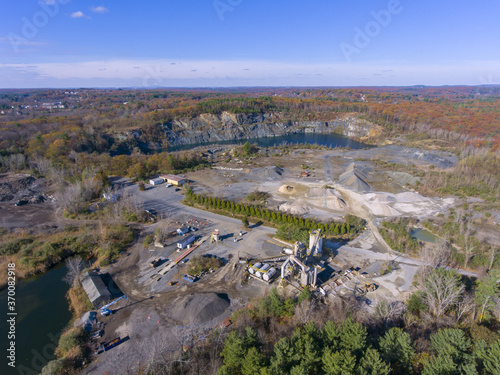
[1,86,499,165]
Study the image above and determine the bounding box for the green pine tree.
[379,327,414,373]
[241,347,264,375]
[322,349,356,375]
[358,348,390,375]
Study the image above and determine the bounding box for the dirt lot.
[0,173,57,230]
[83,195,282,374]
[0,201,57,230]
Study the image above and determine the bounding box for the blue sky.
[0,0,499,88]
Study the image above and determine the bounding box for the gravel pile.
[279,200,311,215]
[0,174,41,202]
[169,293,230,325]
[249,166,284,181]
[338,164,372,192]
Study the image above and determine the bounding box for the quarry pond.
[171,132,370,151]
[0,264,71,375]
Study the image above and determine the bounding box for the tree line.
[185,191,366,239]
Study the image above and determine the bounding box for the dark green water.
[410,228,438,243]
[0,263,72,375]
[171,132,369,151]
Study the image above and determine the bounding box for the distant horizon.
[1,84,500,91]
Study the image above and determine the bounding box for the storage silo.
[248,262,261,275]
[255,264,270,278]
[263,268,276,282]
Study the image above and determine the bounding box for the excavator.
[101,295,128,316]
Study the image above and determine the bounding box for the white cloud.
[1,59,500,88]
[42,0,56,4]
[70,11,86,18]
[90,6,109,13]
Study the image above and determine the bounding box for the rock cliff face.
[163,112,378,146]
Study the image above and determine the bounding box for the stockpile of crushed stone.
[338,164,372,192]
[279,200,311,215]
[365,193,396,203]
[249,166,284,181]
[307,188,347,211]
[318,196,347,210]
[0,174,40,202]
[170,293,230,325]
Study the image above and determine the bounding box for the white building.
[149,178,164,186]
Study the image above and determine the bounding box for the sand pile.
[279,185,294,194]
[279,200,311,215]
[317,196,347,210]
[338,164,372,192]
[249,166,284,181]
[170,293,230,325]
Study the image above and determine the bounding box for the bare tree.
[155,221,172,244]
[62,256,86,286]
[422,268,465,318]
[488,246,498,271]
[7,154,26,171]
[455,292,475,323]
[419,239,452,276]
[107,190,144,221]
[55,177,102,215]
[294,299,316,325]
[493,297,500,321]
[461,218,476,269]
[375,299,406,326]
[463,241,476,269]
[31,155,51,176]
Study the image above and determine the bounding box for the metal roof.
[160,174,185,182]
[80,271,112,305]
[177,234,196,246]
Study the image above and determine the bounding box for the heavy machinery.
[365,283,377,292]
[101,295,128,316]
[150,257,161,268]
[356,283,377,295]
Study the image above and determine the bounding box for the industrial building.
[248,229,324,288]
[149,178,164,186]
[81,271,112,308]
[177,234,196,249]
[159,174,186,186]
[177,226,190,235]
[308,229,323,256]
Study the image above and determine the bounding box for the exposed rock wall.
[162,112,378,146]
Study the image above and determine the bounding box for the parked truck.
[183,274,198,283]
